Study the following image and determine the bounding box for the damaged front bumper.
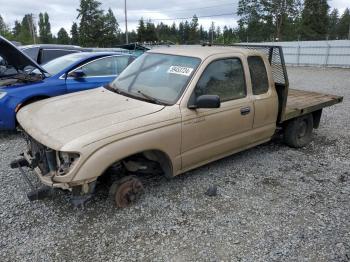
[22,151,72,190]
[11,132,97,206]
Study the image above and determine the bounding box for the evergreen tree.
[178,22,184,43]
[337,8,350,39]
[0,15,12,38]
[145,20,157,42]
[137,18,146,42]
[38,12,52,43]
[301,0,330,40]
[102,8,120,46]
[261,0,301,40]
[199,25,207,42]
[183,21,190,43]
[77,0,105,46]
[57,28,70,44]
[18,14,37,44]
[189,15,199,43]
[13,20,21,38]
[70,22,79,45]
[328,8,339,39]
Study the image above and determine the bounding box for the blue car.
[0,36,136,130]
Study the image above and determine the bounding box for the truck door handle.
[240,107,251,115]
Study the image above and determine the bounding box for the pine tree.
[328,8,339,39]
[301,0,330,40]
[178,22,184,43]
[189,15,199,43]
[38,12,52,43]
[57,28,70,44]
[13,20,21,38]
[70,22,79,45]
[337,8,350,39]
[18,14,37,44]
[137,18,146,42]
[145,20,157,42]
[77,0,105,46]
[102,8,120,47]
[183,21,190,43]
[0,15,12,38]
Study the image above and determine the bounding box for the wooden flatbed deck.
[283,89,343,121]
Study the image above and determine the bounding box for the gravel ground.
[0,67,349,261]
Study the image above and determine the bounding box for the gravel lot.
[0,67,349,261]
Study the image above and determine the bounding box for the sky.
[0,0,349,36]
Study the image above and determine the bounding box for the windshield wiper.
[136,90,163,105]
[104,84,128,95]
[104,84,164,105]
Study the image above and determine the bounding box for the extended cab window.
[81,56,115,77]
[195,58,246,102]
[248,56,269,95]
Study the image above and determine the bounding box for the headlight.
[0,91,7,100]
[57,152,80,175]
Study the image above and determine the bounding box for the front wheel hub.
[114,176,144,208]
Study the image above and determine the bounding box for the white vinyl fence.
[253,40,350,68]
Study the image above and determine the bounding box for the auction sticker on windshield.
[167,66,193,76]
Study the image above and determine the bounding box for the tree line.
[0,0,349,47]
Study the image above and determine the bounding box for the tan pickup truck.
[12,45,343,207]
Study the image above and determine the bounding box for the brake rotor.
[114,176,144,208]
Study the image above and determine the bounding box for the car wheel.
[284,114,313,148]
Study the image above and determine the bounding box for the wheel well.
[103,150,173,180]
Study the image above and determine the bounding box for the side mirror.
[68,69,85,78]
[189,95,221,109]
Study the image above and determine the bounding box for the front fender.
[66,123,182,183]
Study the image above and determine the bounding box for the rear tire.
[284,114,313,148]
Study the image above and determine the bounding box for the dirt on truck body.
[12,45,343,207]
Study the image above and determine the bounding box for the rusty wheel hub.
[115,176,144,208]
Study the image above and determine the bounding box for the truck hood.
[17,88,165,150]
[0,36,46,77]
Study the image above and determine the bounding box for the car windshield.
[34,53,86,75]
[110,53,201,105]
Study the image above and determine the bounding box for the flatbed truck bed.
[283,89,343,121]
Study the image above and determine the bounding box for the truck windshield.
[110,53,201,105]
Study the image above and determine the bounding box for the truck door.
[180,57,254,170]
[247,56,278,140]
[65,56,118,93]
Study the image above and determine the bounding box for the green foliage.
[301,0,329,40]
[38,12,52,43]
[16,14,37,44]
[0,15,12,39]
[237,0,301,41]
[57,28,70,44]
[337,8,350,39]
[102,8,120,46]
[70,22,79,45]
[137,18,145,42]
[77,0,105,46]
[1,0,348,46]
[328,9,339,39]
